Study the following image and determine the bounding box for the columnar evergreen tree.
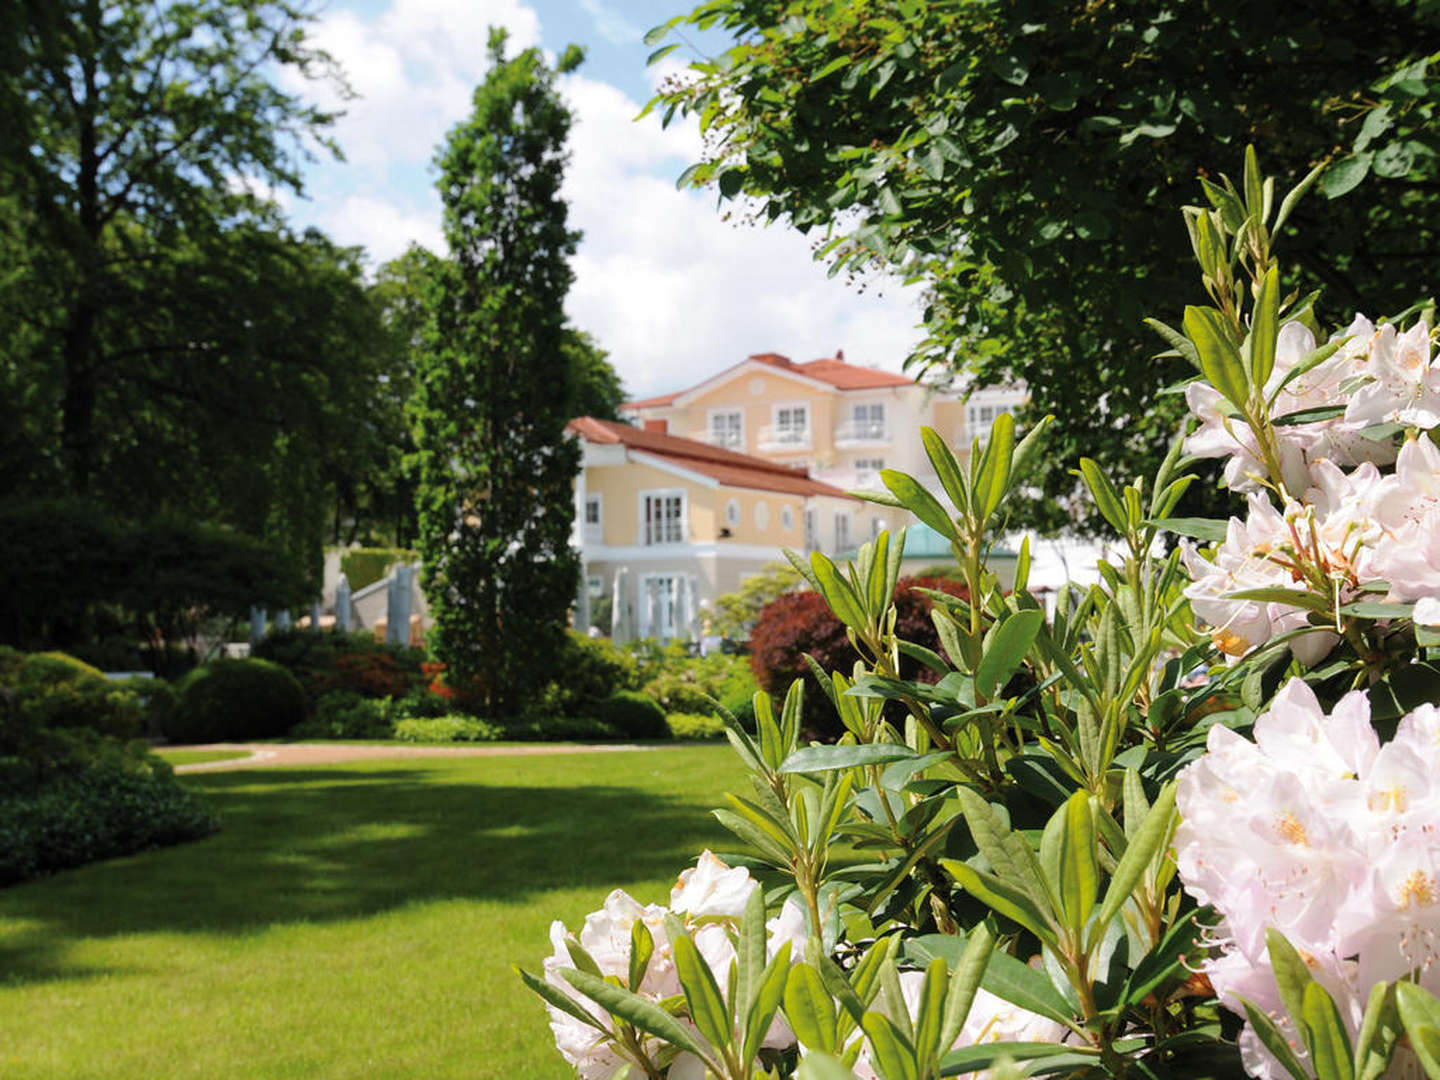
[412,30,585,715]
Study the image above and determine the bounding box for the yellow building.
[621,350,1025,535]
[568,416,861,641]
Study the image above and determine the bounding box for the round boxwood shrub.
[163,659,306,743]
[591,690,669,740]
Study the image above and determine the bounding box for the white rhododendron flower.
[1345,320,1440,430]
[540,852,803,1078]
[1175,679,1440,1080]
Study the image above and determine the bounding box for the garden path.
[171,741,657,772]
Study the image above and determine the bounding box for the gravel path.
[171,741,657,773]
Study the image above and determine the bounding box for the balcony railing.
[833,419,890,446]
[691,429,745,450]
[757,424,812,451]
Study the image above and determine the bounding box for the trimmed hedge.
[0,646,147,740]
[163,659,306,743]
[591,690,669,740]
[666,712,727,740]
[0,760,219,885]
[339,547,417,592]
[393,715,503,743]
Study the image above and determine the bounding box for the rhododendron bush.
[520,151,1440,1079]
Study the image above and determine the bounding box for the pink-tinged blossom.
[1345,320,1440,429]
[671,849,758,919]
[1176,680,1440,1079]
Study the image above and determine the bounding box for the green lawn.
[0,745,747,1078]
[154,748,253,766]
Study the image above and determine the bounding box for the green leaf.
[1302,981,1355,1080]
[1147,516,1229,543]
[797,1052,861,1080]
[939,923,994,1051]
[735,886,766,1018]
[882,469,959,541]
[630,919,655,992]
[1184,305,1249,409]
[975,609,1043,700]
[673,931,733,1053]
[1055,790,1098,937]
[515,965,609,1033]
[780,743,917,773]
[1353,982,1399,1080]
[862,1011,919,1080]
[1249,265,1280,387]
[1094,783,1176,937]
[642,21,671,46]
[1265,929,1313,1041]
[941,859,1053,943]
[979,949,1075,1027]
[1274,160,1326,233]
[811,551,869,631]
[561,967,715,1062]
[912,958,950,1064]
[940,1042,1084,1076]
[1239,996,1310,1080]
[742,941,793,1063]
[921,425,970,517]
[785,962,838,1053]
[1339,600,1415,619]
[1395,983,1440,1077]
[1322,154,1372,199]
[973,412,1016,521]
[1076,458,1126,533]
[1225,586,1330,614]
[647,43,680,65]
[954,788,1052,921]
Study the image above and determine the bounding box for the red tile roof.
[569,416,859,500]
[622,352,914,410]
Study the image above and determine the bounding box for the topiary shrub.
[748,576,970,739]
[550,631,644,715]
[287,690,393,740]
[591,690,669,740]
[163,659,306,743]
[0,649,148,740]
[665,712,727,740]
[393,715,503,743]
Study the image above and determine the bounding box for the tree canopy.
[646,0,1440,530]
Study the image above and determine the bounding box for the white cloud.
[287,1,925,399]
[577,0,643,46]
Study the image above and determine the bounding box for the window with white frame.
[774,405,809,444]
[834,512,851,551]
[583,493,602,539]
[708,409,743,449]
[640,574,691,641]
[803,509,818,552]
[781,505,795,531]
[854,457,885,485]
[967,402,1015,436]
[851,402,885,438]
[642,491,685,545]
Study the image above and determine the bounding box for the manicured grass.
[154,748,253,766]
[0,745,747,1078]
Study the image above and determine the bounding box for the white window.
[708,409,743,449]
[854,458,885,485]
[583,494,603,541]
[640,574,683,641]
[774,405,809,445]
[968,402,1014,432]
[834,512,851,551]
[725,498,741,527]
[781,505,795,531]
[642,491,686,545]
[755,500,770,531]
[852,402,885,438]
[803,509,818,552]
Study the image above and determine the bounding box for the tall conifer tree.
[412,30,583,714]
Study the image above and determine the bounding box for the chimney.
[836,348,844,361]
[643,419,668,434]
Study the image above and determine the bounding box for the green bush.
[0,760,219,885]
[640,649,757,719]
[163,659,306,743]
[0,648,148,740]
[665,712,727,740]
[288,690,393,740]
[591,690,669,740]
[503,715,622,741]
[251,629,428,704]
[392,715,503,743]
[550,631,643,716]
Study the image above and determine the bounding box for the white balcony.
[833,419,890,447]
[757,424,812,452]
[691,429,745,450]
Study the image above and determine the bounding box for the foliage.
[163,659,306,744]
[502,714,622,742]
[392,715,503,743]
[564,327,627,421]
[0,646,148,741]
[411,30,585,715]
[522,155,1440,1079]
[748,576,968,738]
[592,691,670,741]
[643,649,757,719]
[709,561,802,640]
[289,690,395,741]
[553,631,645,715]
[251,629,429,705]
[645,1,1440,532]
[666,712,728,740]
[0,760,219,886]
[0,498,309,670]
[339,548,418,592]
[0,0,408,588]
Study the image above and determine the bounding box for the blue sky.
[282,0,924,398]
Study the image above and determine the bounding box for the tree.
[646,1,1440,531]
[411,29,585,716]
[564,327,626,421]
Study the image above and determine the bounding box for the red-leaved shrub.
[748,577,970,740]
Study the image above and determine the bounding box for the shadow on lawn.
[0,760,734,987]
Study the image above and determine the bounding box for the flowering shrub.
[522,151,1440,1080]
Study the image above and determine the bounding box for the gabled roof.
[569,416,859,500]
[622,351,915,411]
